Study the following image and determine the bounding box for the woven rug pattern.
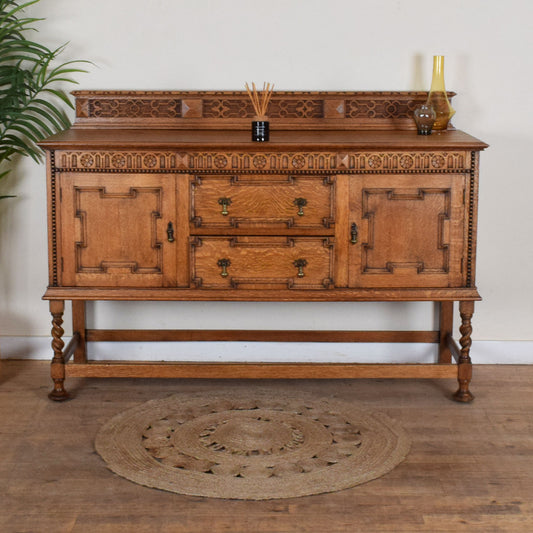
[95,391,410,499]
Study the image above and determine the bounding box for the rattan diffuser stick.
[245,82,274,120]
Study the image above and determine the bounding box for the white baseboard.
[1,336,532,364]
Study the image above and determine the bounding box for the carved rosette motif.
[79,154,93,167]
[143,154,158,168]
[111,154,126,168]
[213,155,228,169]
[252,155,267,169]
[55,150,470,173]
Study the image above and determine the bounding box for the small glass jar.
[413,104,436,135]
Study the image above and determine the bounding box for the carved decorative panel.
[345,98,418,119]
[72,91,454,130]
[85,98,181,119]
[336,152,468,172]
[202,99,250,118]
[273,99,324,118]
[54,150,470,173]
[56,151,188,171]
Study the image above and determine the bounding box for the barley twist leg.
[453,301,475,403]
[48,300,69,401]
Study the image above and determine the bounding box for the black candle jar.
[252,120,269,142]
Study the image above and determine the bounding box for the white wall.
[1,0,532,358]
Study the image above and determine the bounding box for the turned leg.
[48,300,70,401]
[453,300,475,403]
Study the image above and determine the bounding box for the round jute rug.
[95,391,410,500]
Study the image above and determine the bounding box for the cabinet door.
[349,174,466,288]
[58,173,177,287]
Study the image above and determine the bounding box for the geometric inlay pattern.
[88,98,181,119]
[74,91,440,122]
[345,98,419,119]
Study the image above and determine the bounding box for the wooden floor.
[1,361,532,533]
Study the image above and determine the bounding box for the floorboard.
[0,361,532,532]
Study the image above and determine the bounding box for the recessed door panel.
[349,174,466,288]
[59,173,177,287]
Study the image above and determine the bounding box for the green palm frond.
[0,0,90,200]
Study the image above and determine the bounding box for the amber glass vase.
[426,56,455,130]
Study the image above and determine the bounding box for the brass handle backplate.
[166,222,175,242]
[294,197,307,216]
[217,258,231,277]
[350,222,358,244]
[293,258,308,278]
[218,197,232,216]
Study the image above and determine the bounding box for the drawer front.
[191,236,335,289]
[190,175,335,230]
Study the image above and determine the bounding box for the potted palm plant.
[0,0,88,199]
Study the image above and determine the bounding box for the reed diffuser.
[245,82,274,141]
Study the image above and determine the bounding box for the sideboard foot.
[453,387,474,403]
[48,382,70,401]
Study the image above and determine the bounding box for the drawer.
[190,236,335,289]
[190,174,335,230]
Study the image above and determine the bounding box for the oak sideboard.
[38,90,488,401]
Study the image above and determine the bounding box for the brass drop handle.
[166,222,175,243]
[350,222,358,244]
[294,197,307,216]
[218,197,232,216]
[293,258,308,278]
[217,258,231,277]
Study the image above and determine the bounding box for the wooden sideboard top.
[39,90,487,151]
[39,128,488,151]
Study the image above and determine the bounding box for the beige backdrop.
[0,1,531,360]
